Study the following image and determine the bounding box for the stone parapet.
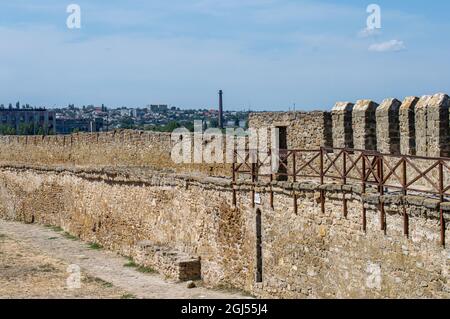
[399,96,419,155]
[376,98,402,154]
[352,100,379,150]
[415,93,450,157]
[332,102,354,149]
[427,93,450,157]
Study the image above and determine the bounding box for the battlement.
[0,93,447,180]
[249,93,450,158]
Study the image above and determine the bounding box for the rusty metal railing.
[232,147,450,247]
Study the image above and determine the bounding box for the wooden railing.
[232,147,450,247]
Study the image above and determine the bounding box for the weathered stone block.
[427,94,450,157]
[134,241,201,282]
[376,98,401,154]
[352,100,379,150]
[399,96,419,155]
[332,102,354,149]
[415,94,450,157]
[415,95,432,156]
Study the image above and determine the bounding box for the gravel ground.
[0,220,249,299]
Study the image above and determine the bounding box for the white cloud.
[358,28,382,38]
[368,40,406,52]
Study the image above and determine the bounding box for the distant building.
[56,118,104,134]
[226,120,236,127]
[0,108,56,134]
[120,109,132,117]
[131,108,145,119]
[150,105,169,113]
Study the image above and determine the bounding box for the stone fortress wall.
[0,130,231,177]
[249,93,450,158]
[0,92,449,298]
[0,165,448,298]
[0,92,447,180]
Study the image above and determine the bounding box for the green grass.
[94,278,114,288]
[122,257,156,274]
[87,242,103,250]
[37,263,57,273]
[136,265,156,274]
[84,276,114,288]
[123,258,138,268]
[103,282,114,288]
[46,225,63,232]
[63,232,79,241]
[120,293,137,299]
[48,237,58,240]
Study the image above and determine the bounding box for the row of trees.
[0,124,53,136]
[0,102,34,109]
[119,117,190,132]
[121,118,246,133]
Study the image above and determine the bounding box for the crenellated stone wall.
[332,102,354,149]
[351,100,379,151]
[376,98,402,155]
[0,93,447,177]
[0,93,449,299]
[415,94,450,158]
[415,96,432,157]
[248,111,333,150]
[399,97,419,156]
[425,94,450,158]
[249,93,450,158]
[0,164,448,298]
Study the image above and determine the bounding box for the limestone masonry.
[0,92,449,298]
[249,92,449,157]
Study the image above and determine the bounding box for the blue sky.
[0,0,449,111]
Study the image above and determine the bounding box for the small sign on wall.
[254,193,261,205]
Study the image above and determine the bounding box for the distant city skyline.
[0,100,256,112]
[1,1,450,111]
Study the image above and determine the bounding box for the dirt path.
[0,220,249,299]
[0,234,129,299]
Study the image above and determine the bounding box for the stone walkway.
[0,220,249,299]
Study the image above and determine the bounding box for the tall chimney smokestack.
[218,90,224,129]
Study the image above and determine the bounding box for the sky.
[0,0,449,111]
